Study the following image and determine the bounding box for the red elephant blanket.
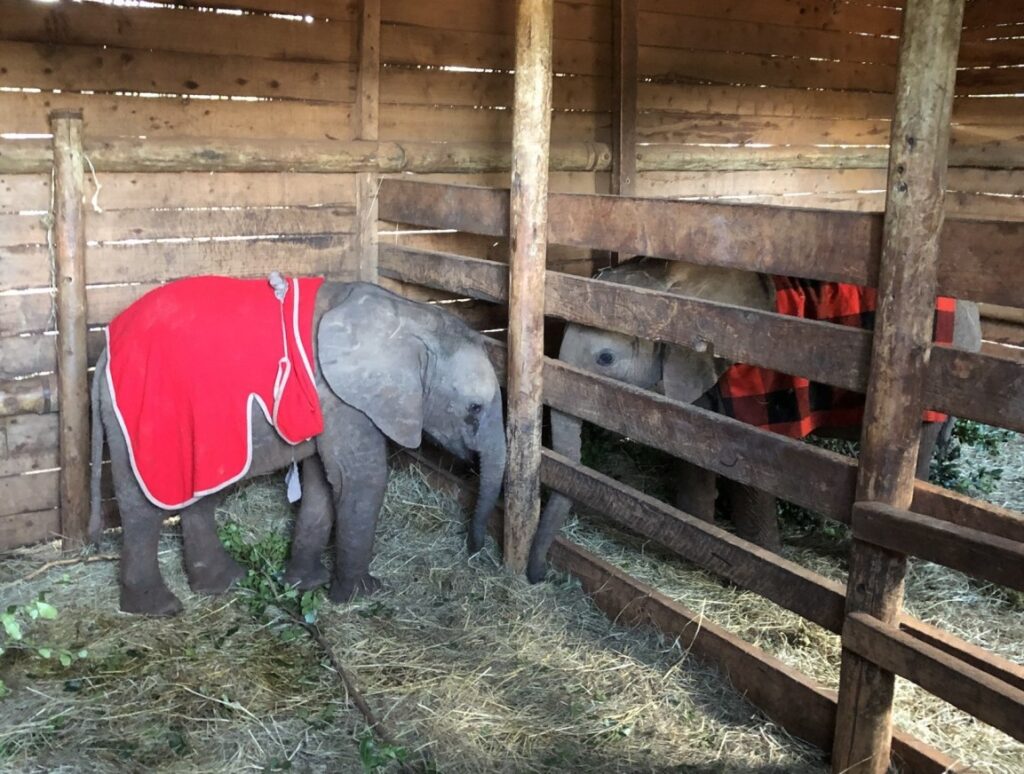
[713,278,955,438]
[106,275,325,509]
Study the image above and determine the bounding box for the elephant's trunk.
[526,408,581,583]
[468,392,507,554]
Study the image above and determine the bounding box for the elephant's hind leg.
[283,455,333,590]
[181,493,245,595]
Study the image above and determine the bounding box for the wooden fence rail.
[379,179,1024,310]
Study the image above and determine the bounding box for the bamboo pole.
[504,0,554,574]
[832,2,967,772]
[49,110,91,552]
[355,0,380,282]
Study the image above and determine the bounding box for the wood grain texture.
[505,0,555,574]
[834,2,967,771]
[355,0,381,282]
[852,502,1024,592]
[611,0,638,198]
[843,613,1024,743]
[49,112,90,552]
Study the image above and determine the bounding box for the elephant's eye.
[468,402,484,415]
[596,350,615,367]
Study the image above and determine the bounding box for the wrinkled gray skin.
[527,258,983,584]
[89,281,506,616]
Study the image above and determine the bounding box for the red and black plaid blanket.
[710,277,955,439]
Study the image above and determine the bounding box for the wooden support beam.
[611,0,638,199]
[844,613,1024,743]
[355,0,380,282]
[853,502,1024,592]
[504,0,554,574]
[833,3,967,772]
[49,110,90,552]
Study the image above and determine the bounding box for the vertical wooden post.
[50,110,90,551]
[355,0,380,281]
[611,0,637,200]
[832,2,966,772]
[505,0,554,574]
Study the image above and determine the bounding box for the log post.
[355,0,380,281]
[832,2,966,772]
[50,110,90,551]
[505,0,554,574]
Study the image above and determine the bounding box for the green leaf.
[37,647,53,659]
[77,649,89,659]
[59,652,72,667]
[36,602,58,620]
[1,614,23,641]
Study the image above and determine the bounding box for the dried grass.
[0,433,1020,773]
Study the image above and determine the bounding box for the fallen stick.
[22,554,118,582]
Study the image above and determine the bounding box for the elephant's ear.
[663,345,729,404]
[317,297,427,448]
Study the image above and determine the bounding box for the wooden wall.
[0,0,360,548]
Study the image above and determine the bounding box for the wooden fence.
[376,173,1024,773]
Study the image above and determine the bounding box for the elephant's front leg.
[283,455,333,590]
[180,493,246,595]
[318,402,389,603]
[721,478,781,550]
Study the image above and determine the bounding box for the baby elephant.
[90,279,506,615]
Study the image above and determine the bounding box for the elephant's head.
[526,258,774,583]
[317,283,506,554]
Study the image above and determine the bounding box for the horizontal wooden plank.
[638,45,897,93]
[542,450,847,631]
[89,205,355,243]
[0,508,60,551]
[171,0,356,20]
[964,0,1024,29]
[638,9,898,65]
[550,541,959,772]
[0,329,106,380]
[3,254,358,335]
[982,319,1024,347]
[926,346,1024,434]
[0,205,354,250]
[982,340,1024,363]
[636,168,888,199]
[853,502,1024,592]
[636,0,902,37]
[638,83,895,120]
[382,23,610,76]
[380,104,610,144]
[381,68,608,111]
[0,413,58,478]
[83,172,356,210]
[2,233,352,297]
[380,243,873,392]
[383,0,611,43]
[843,613,1024,743]
[3,0,356,63]
[0,172,356,213]
[0,373,57,417]
[0,40,356,103]
[0,92,355,141]
[0,469,57,518]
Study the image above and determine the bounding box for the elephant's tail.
[88,352,106,546]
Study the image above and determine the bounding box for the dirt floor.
[0,429,1021,773]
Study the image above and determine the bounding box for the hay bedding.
[1,433,1021,773]
[1,465,826,774]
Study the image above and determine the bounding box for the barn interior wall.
[1,0,1022,544]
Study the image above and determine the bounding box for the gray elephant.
[89,281,506,616]
[527,257,981,583]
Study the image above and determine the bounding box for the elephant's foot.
[329,573,383,603]
[120,584,184,617]
[187,556,247,596]
[526,557,548,585]
[736,522,782,552]
[283,559,331,591]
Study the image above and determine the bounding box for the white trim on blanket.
[105,278,320,512]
